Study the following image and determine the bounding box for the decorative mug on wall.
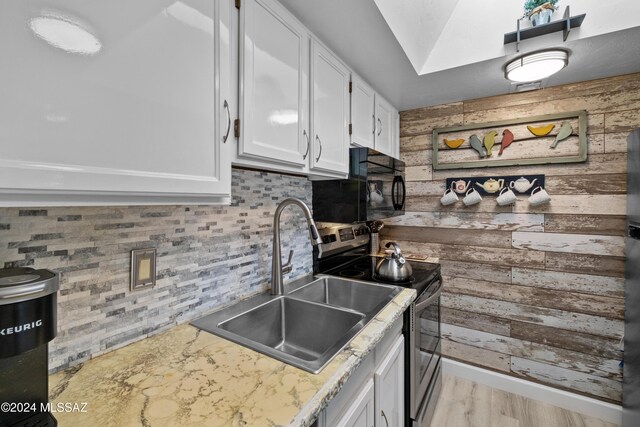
[451,180,471,194]
[462,188,482,206]
[529,186,551,206]
[496,187,518,206]
[440,188,459,206]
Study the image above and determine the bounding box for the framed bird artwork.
[431,110,587,170]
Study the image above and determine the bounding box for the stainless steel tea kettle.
[375,242,412,282]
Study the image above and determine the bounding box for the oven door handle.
[414,278,442,312]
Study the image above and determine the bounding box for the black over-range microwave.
[312,148,405,223]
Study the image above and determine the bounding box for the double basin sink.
[191,276,401,374]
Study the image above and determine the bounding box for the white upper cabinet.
[310,40,350,175]
[350,75,400,159]
[238,0,309,169]
[236,0,398,176]
[0,0,233,206]
[350,75,375,149]
[392,112,400,159]
[374,95,395,157]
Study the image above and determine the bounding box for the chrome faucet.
[271,198,323,295]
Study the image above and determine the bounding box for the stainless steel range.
[313,224,442,427]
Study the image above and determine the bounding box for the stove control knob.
[322,234,337,244]
[354,227,368,236]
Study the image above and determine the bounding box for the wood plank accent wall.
[381,73,640,403]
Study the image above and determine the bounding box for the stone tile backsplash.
[0,168,313,372]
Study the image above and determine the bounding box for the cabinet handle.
[392,175,406,210]
[381,410,389,427]
[315,135,323,162]
[377,118,382,136]
[302,130,310,160]
[223,100,231,143]
[372,114,376,135]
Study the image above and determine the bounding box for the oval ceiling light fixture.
[505,49,568,82]
[29,12,102,56]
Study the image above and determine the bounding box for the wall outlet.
[130,248,156,291]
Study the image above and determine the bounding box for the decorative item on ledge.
[504,5,586,52]
[432,110,586,170]
[524,0,558,27]
[446,175,545,197]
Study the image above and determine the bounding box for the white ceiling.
[373,0,461,75]
[279,0,640,111]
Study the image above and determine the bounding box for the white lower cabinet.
[335,378,375,427]
[375,335,405,427]
[315,321,404,427]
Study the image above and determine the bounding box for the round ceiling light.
[29,13,101,56]
[505,49,568,82]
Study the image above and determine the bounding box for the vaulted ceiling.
[279,0,640,110]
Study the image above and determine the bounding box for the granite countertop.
[49,287,416,427]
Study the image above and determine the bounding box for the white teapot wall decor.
[510,177,538,193]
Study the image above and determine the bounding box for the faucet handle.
[309,223,322,245]
[282,250,294,274]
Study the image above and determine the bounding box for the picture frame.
[432,110,587,170]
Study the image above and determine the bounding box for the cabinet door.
[335,378,375,427]
[218,0,235,192]
[239,0,308,168]
[310,40,350,175]
[374,335,405,427]
[0,0,231,204]
[374,95,394,156]
[350,75,375,149]
[392,111,400,159]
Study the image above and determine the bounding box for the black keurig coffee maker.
[0,268,59,427]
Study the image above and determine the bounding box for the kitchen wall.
[381,72,640,403]
[0,168,313,372]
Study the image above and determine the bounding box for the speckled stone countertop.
[49,287,416,427]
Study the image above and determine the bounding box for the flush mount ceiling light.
[29,12,101,56]
[504,49,568,82]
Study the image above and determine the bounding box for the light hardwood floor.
[430,374,620,427]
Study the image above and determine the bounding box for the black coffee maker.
[0,268,59,427]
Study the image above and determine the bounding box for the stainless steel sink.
[219,297,364,363]
[191,276,401,374]
[288,276,400,315]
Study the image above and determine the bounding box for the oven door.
[409,276,442,419]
